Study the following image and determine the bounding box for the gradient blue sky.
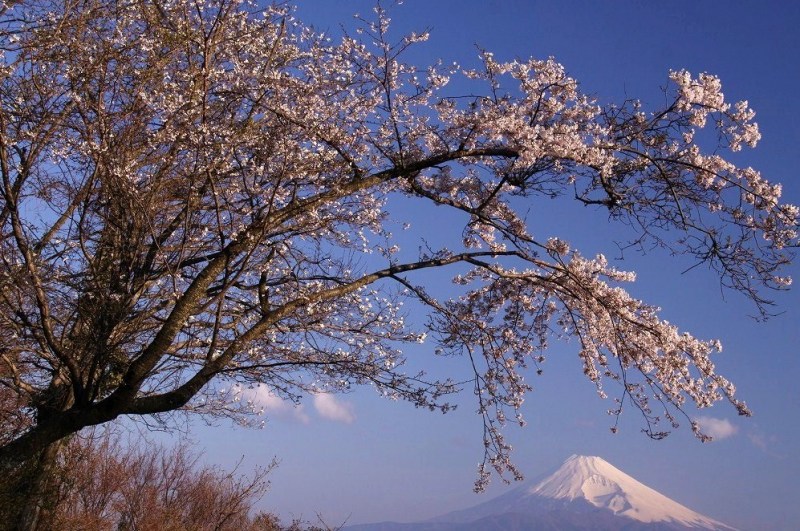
[181,2,800,530]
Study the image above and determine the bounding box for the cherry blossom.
[0,1,796,510]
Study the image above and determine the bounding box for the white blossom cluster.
[0,0,795,489]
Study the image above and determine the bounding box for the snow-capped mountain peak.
[521,454,734,529]
[422,454,737,530]
[346,455,738,531]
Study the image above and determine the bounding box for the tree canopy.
[0,0,796,509]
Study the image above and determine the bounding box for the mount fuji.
[346,455,737,530]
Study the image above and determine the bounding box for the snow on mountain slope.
[432,455,736,530]
[529,455,733,528]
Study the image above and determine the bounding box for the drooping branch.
[0,0,794,500]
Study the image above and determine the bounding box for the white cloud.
[695,416,738,440]
[748,431,768,451]
[748,429,779,454]
[236,384,310,424]
[313,393,356,424]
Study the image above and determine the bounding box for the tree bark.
[1,440,64,531]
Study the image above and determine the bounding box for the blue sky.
[183,2,800,530]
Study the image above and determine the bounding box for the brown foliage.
[17,429,279,531]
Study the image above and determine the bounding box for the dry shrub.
[49,430,276,531]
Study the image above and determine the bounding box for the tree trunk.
[0,440,65,531]
[1,379,74,530]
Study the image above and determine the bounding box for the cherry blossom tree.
[0,0,797,527]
